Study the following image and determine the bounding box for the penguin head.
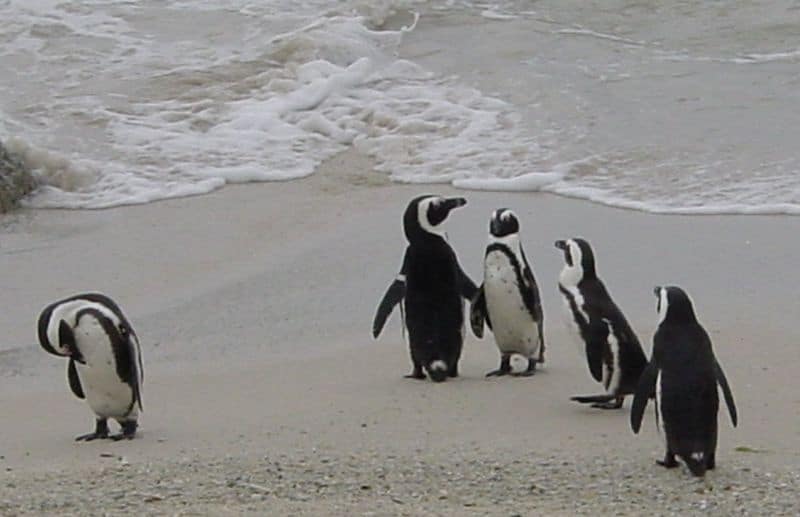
[554,238,596,284]
[403,195,467,242]
[489,208,520,238]
[654,285,698,325]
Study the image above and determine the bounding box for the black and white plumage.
[631,286,737,477]
[555,238,647,409]
[372,195,477,382]
[470,208,544,377]
[38,293,143,441]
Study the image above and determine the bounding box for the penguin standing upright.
[470,208,544,377]
[631,286,737,477]
[38,293,144,440]
[555,238,647,409]
[372,195,477,382]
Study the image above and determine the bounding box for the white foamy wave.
[1,1,550,209]
[453,170,564,191]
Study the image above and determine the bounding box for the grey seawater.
[409,0,800,213]
[1,0,798,214]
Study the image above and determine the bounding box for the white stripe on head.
[46,300,121,355]
[417,196,446,237]
[558,239,584,288]
[657,287,669,325]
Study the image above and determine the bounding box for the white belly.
[484,252,539,357]
[74,321,136,420]
[77,362,136,419]
[560,288,586,359]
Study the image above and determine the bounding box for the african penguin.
[372,195,477,382]
[631,286,737,477]
[555,238,647,409]
[470,208,544,377]
[38,293,144,441]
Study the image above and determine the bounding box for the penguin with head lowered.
[555,238,647,409]
[38,293,144,440]
[470,209,544,377]
[631,286,737,477]
[373,195,477,382]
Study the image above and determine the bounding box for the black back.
[631,286,737,473]
[374,195,475,380]
[558,243,646,391]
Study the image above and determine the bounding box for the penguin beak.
[58,320,86,364]
[554,240,566,250]
[445,197,467,211]
[490,217,502,236]
[653,286,661,297]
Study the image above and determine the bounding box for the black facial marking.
[490,209,520,237]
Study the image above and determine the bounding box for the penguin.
[470,208,544,377]
[631,286,737,477]
[554,238,647,409]
[372,195,477,382]
[38,293,144,440]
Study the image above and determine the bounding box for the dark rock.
[0,140,36,213]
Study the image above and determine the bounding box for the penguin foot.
[75,432,109,442]
[486,356,512,377]
[404,372,426,380]
[110,421,138,441]
[570,394,614,404]
[485,369,510,377]
[590,400,623,410]
[657,453,679,469]
[76,419,109,441]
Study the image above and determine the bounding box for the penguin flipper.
[469,285,491,338]
[519,246,543,318]
[67,359,85,399]
[128,335,144,412]
[714,359,737,427]
[585,336,605,383]
[458,266,478,301]
[372,279,405,338]
[630,361,658,433]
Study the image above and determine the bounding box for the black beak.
[445,197,467,210]
[490,217,502,236]
[653,286,661,297]
[554,240,566,250]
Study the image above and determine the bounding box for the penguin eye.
[119,324,129,337]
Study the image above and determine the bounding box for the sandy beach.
[0,148,797,515]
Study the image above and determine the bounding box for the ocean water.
[1,0,799,214]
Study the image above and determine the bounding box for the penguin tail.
[684,453,708,477]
